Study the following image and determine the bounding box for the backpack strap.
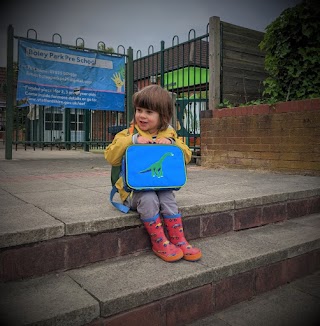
[109,124,136,213]
[110,185,130,213]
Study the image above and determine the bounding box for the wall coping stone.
[200,98,320,119]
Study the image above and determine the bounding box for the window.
[45,112,63,131]
[70,112,84,131]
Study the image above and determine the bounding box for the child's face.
[135,107,160,134]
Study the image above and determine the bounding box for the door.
[43,107,64,142]
[70,109,85,142]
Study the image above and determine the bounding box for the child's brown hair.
[133,85,173,131]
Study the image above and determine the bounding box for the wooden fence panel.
[134,17,267,112]
[220,21,267,105]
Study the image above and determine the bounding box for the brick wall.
[200,98,320,175]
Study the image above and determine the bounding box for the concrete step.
[1,184,319,282]
[1,213,319,326]
[187,271,320,326]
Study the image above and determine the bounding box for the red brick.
[223,109,233,117]
[0,239,66,281]
[231,109,239,116]
[309,249,320,273]
[200,100,320,175]
[298,99,317,111]
[245,105,254,115]
[183,216,201,240]
[286,252,315,282]
[100,302,163,326]
[262,204,287,225]
[309,196,320,215]
[287,199,310,219]
[239,107,248,116]
[65,232,120,269]
[234,207,262,230]
[215,270,255,311]
[86,318,103,326]
[275,101,295,113]
[165,284,214,326]
[213,110,223,118]
[201,110,213,119]
[201,212,233,236]
[255,261,287,294]
[307,98,320,110]
[119,226,150,256]
[258,115,272,129]
[214,109,226,118]
[255,104,270,115]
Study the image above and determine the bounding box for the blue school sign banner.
[17,39,125,111]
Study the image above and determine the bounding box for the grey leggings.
[125,190,179,220]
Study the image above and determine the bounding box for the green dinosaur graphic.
[139,152,174,178]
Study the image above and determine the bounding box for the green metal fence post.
[84,109,90,151]
[160,40,165,87]
[5,25,14,160]
[126,47,134,126]
[64,108,70,149]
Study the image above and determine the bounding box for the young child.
[104,85,202,262]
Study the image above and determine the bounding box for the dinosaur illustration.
[139,152,174,178]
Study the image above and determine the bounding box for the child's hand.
[154,138,171,144]
[137,136,152,144]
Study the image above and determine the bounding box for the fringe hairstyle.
[133,85,173,131]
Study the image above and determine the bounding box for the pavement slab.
[0,274,100,326]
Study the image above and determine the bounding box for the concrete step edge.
[1,188,319,249]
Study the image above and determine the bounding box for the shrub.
[259,0,320,101]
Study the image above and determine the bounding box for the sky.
[0,0,302,67]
